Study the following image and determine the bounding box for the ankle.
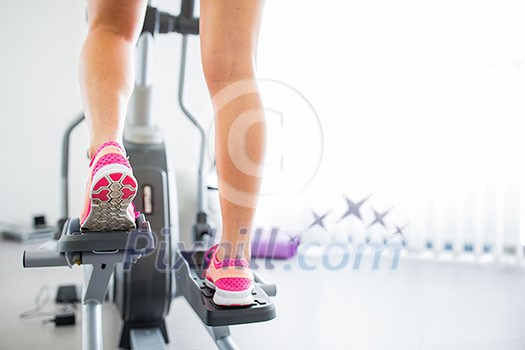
[215,243,251,262]
[89,138,123,158]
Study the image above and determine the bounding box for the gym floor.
[1,240,525,350]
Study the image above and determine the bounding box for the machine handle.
[148,6,199,35]
[180,0,196,19]
[23,250,68,268]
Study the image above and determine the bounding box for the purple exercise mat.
[251,229,300,259]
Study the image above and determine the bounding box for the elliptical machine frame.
[24,1,276,349]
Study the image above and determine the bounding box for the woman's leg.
[200,0,266,260]
[79,0,147,157]
[78,0,147,231]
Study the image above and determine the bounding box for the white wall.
[1,0,524,249]
[0,0,87,226]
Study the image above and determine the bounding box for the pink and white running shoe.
[203,244,254,307]
[79,141,138,232]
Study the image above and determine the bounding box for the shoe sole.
[81,164,138,232]
[204,277,254,307]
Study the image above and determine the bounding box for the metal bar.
[136,33,154,89]
[216,336,241,350]
[180,0,195,18]
[128,32,155,129]
[61,114,84,218]
[83,301,103,350]
[206,326,240,350]
[130,328,167,350]
[22,250,67,268]
[178,34,206,212]
[253,273,277,297]
[82,252,124,304]
[125,30,164,144]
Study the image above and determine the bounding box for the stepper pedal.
[175,250,276,327]
[56,215,155,254]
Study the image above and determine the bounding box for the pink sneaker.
[80,141,138,232]
[203,244,254,307]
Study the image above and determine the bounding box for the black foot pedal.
[56,215,154,255]
[175,250,276,327]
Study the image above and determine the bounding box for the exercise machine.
[24,216,156,349]
[23,1,276,349]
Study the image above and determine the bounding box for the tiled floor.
[1,240,525,350]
